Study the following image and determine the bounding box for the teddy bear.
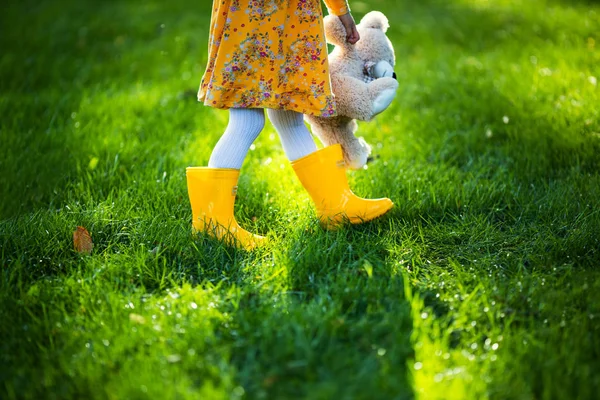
[305,11,399,170]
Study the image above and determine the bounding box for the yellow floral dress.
[198,0,350,118]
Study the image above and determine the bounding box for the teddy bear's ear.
[359,11,390,33]
[323,14,348,46]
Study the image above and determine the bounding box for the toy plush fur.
[306,11,399,169]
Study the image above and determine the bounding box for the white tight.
[208,108,317,169]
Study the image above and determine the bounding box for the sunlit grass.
[1,0,600,399]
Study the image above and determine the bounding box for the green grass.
[1,0,599,398]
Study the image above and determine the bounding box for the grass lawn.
[1,0,599,398]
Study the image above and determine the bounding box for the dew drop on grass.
[420,312,428,319]
[502,116,509,124]
[190,302,198,309]
[102,339,110,347]
[167,354,181,363]
[414,362,423,370]
[377,348,387,356]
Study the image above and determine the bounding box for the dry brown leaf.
[73,226,93,254]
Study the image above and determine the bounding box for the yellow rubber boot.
[186,167,265,250]
[292,144,394,228]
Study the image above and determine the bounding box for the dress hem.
[198,91,338,118]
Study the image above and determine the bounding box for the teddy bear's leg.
[305,116,371,170]
[340,119,371,170]
[350,137,371,170]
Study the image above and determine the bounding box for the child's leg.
[208,108,265,169]
[266,109,317,161]
[267,110,393,228]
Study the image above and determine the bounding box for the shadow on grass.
[220,221,414,399]
[0,0,211,220]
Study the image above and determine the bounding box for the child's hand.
[338,13,360,44]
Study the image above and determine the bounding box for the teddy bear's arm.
[332,75,399,122]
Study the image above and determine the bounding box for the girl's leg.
[266,110,393,228]
[186,107,266,251]
[209,108,265,169]
[266,109,317,161]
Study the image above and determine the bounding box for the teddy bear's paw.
[345,138,371,170]
[372,87,398,116]
[346,152,369,170]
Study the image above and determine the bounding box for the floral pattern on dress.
[199,0,349,117]
[296,0,321,23]
[278,35,324,86]
[248,0,287,22]
[221,32,277,85]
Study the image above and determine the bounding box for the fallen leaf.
[73,226,93,254]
